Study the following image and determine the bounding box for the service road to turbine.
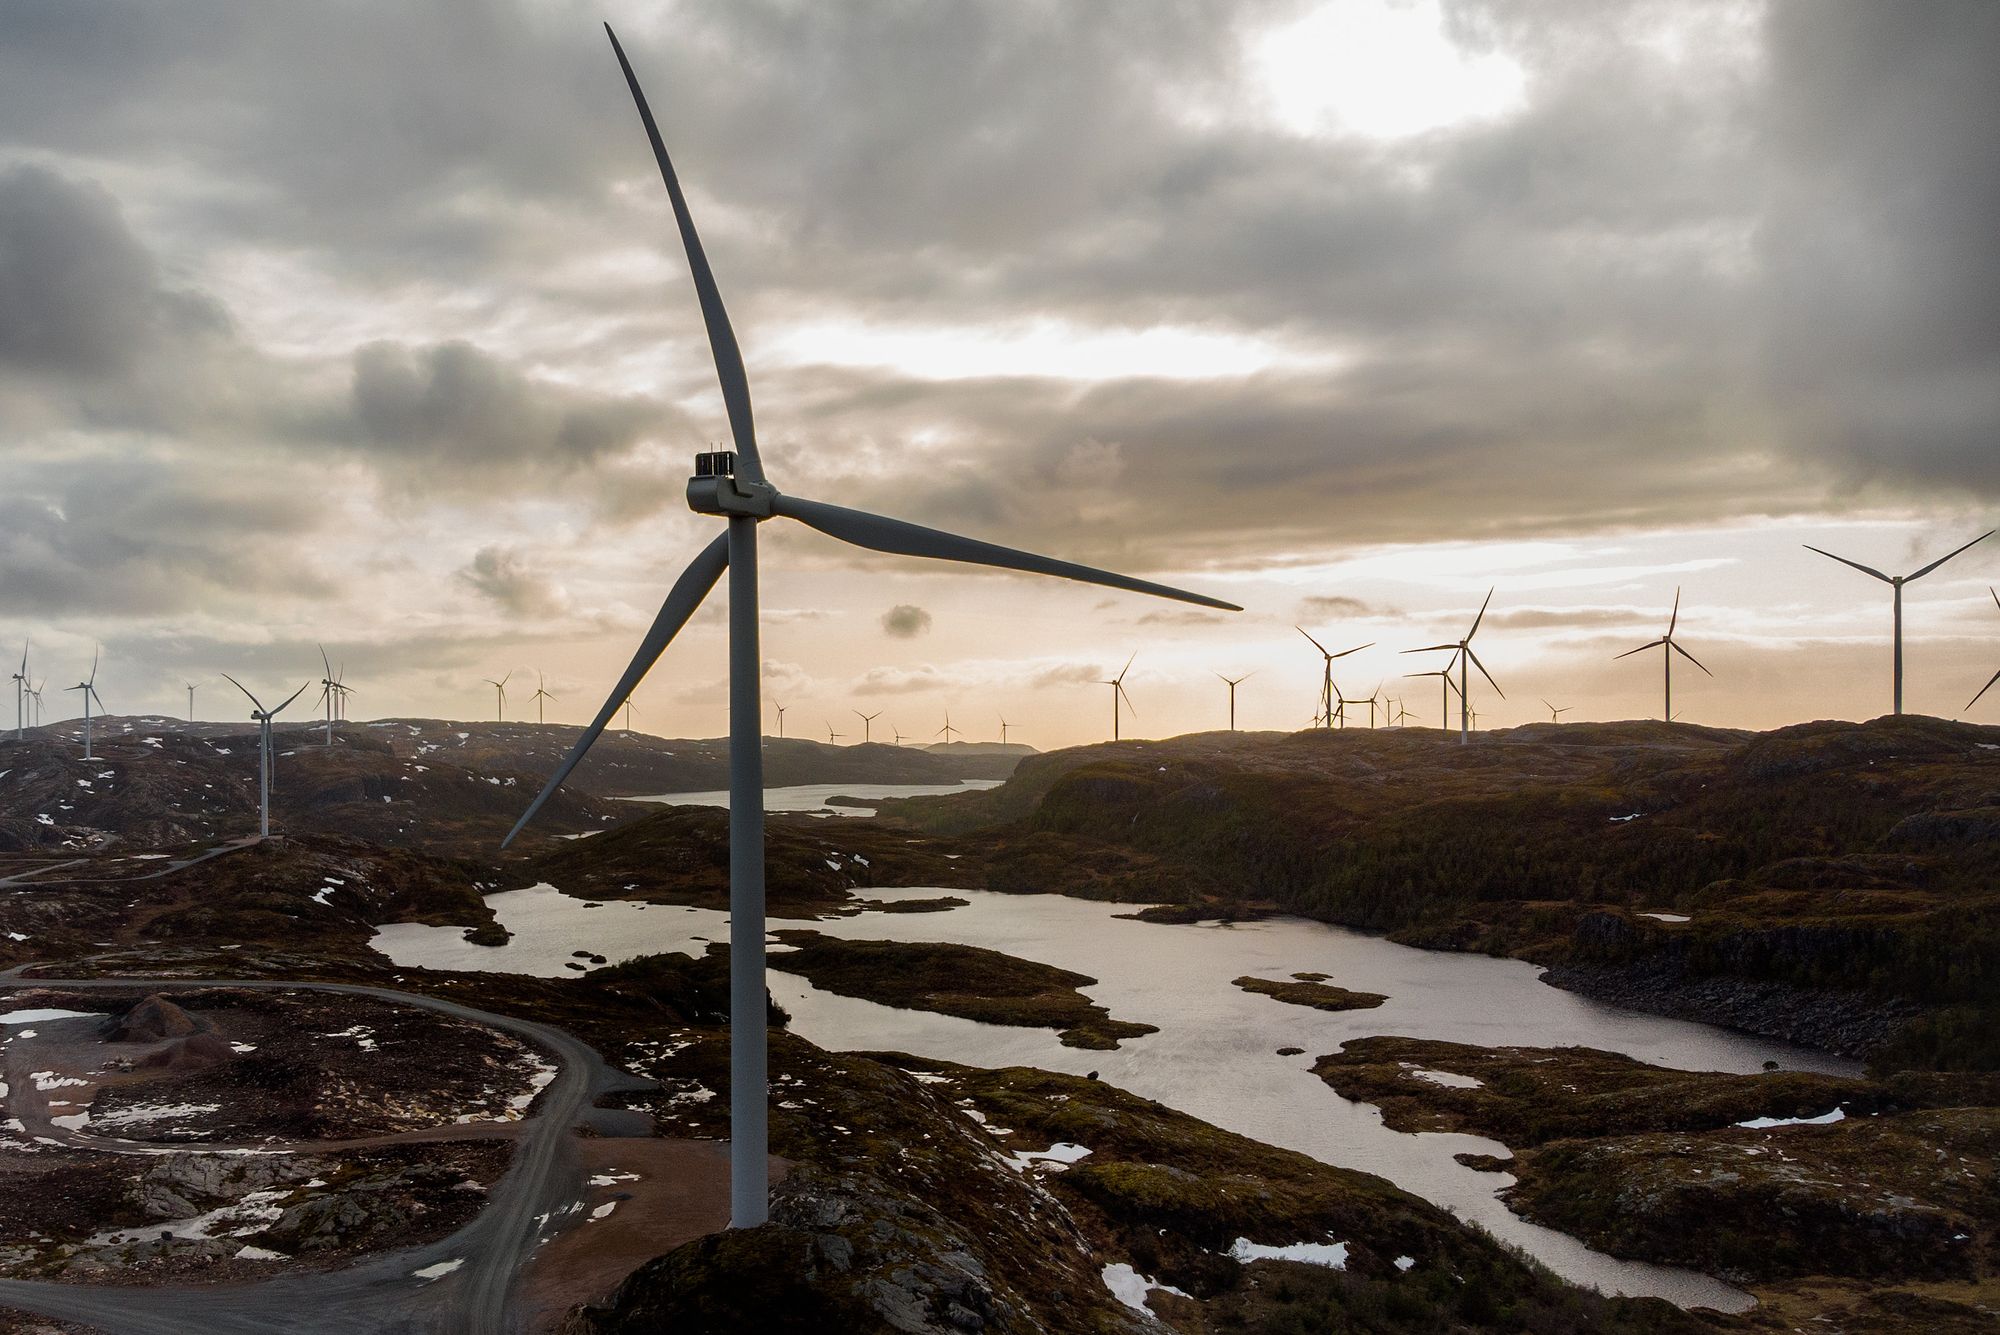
[0,974,648,1335]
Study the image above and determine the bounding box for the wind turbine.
[853,709,880,743]
[771,701,786,739]
[937,712,961,746]
[10,640,25,740]
[1614,588,1712,722]
[1217,671,1252,731]
[1402,589,1501,743]
[824,720,845,745]
[998,716,1015,745]
[483,672,511,723]
[891,725,909,746]
[1296,628,1371,731]
[317,647,343,746]
[500,25,1235,1232]
[1391,699,1414,727]
[531,672,557,725]
[30,680,46,727]
[622,698,639,734]
[1542,700,1570,724]
[221,674,309,838]
[1404,659,1462,732]
[1101,652,1138,741]
[1805,530,1993,715]
[65,649,106,759]
[1965,588,2000,714]
[185,679,201,724]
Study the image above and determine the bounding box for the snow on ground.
[500,1054,559,1118]
[89,1190,291,1246]
[1,1010,100,1024]
[1736,1107,1846,1129]
[1007,1142,1092,1172]
[412,1258,464,1281]
[324,1025,377,1051]
[589,1201,617,1221]
[1228,1238,1350,1269]
[90,1102,223,1129]
[1101,1262,1190,1313]
[1407,1067,1482,1089]
[1640,912,1691,923]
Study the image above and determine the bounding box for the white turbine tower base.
[504,24,1239,1232]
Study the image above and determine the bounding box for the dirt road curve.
[0,975,658,1334]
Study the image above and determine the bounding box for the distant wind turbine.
[1615,588,1712,722]
[891,726,909,746]
[1806,529,1993,715]
[501,23,1236,1234]
[1101,652,1138,741]
[771,701,786,738]
[1217,672,1252,731]
[824,721,845,745]
[531,672,557,725]
[221,674,309,838]
[853,709,880,743]
[65,648,106,759]
[622,698,638,734]
[1297,628,1371,732]
[1391,699,1414,726]
[10,640,26,740]
[185,679,200,724]
[1403,589,1502,743]
[937,712,961,746]
[1542,700,1570,724]
[483,672,511,723]
[998,716,1016,745]
[29,679,45,727]
[317,646,348,746]
[1966,588,2000,714]
[1404,663,1461,732]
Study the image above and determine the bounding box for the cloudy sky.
[2,0,1997,746]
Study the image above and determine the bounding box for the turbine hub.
[688,451,775,517]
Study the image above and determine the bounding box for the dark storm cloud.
[1761,0,2000,497]
[878,604,932,639]
[456,545,569,618]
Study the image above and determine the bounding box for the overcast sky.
[2,0,1997,746]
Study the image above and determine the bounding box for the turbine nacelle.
[688,451,777,518]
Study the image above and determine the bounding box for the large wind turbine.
[185,679,201,724]
[1296,628,1371,732]
[531,672,557,725]
[1615,588,1712,721]
[65,649,106,759]
[1806,529,1993,715]
[221,674,309,838]
[1403,589,1501,743]
[853,709,880,743]
[10,641,26,740]
[1217,671,1252,731]
[1966,588,2000,715]
[483,672,511,723]
[502,24,1236,1232]
[1101,652,1138,741]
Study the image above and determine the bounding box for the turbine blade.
[1467,647,1504,698]
[504,533,729,848]
[772,494,1239,609]
[1907,529,1995,582]
[1117,682,1137,715]
[1401,643,1459,655]
[319,643,332,680]
[270,682,312,716]
[1116,650,1137,683]
[1333,641,1373,659]
[1668,587,1680,637]
[1613,639,1666,660]
[1967,667,2000,712]
[1670,640,1714,676]
[1803,544,1892,583]
[220,673,265,714]
[604,25,763,485]
[1296,626,1332,657]
[1467,587,1494,640]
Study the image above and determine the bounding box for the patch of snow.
[1101,1262,1190,1313]
[229,1042,258,1054]
[1395,1255,1416,1271]
[90,1189,290,1246]
[29,1071,89,1090]
[1008,1142,1092,1172]
[1608,812,1643,823]
[91,1102,223,1129]
[50,1112,90,1131]
[1228,1238,1349,1269]
[589,1201,617,1221]
[1407,1067,1482,1090]
[3,933,26,942]
[1640,912,1691,923]
[587,1171,639,1187]
[412,1258,464,1281]
[1736,1107,1846,1129]
[236,1245,285,1260]
[324,1025,377,1052]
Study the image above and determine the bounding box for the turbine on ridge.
[1805,529,1993,715]
[1614,587,1711,722]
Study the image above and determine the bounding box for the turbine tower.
[1296,628,1370,731]
[483,672,511,723]
[1100,652,1137,741]
[185,679,201,724]
[622,698,638,734]
[221,674,309,838]
[531,672,557,725]
[1402,589,1502,743]
[1966,588,2000,714]
[853,709,880,743]
[30,680,46,727]
[503,25,1237,1230]
[1217,672,1251,731]
[10,641,26,740]
[317,647,346,746]
[1805,530,1993,715]
[1615,588,1711,721]
[771,702,786,738]
[937,712,961,746]
[998,716,1015,745]
[65,649,106,759]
